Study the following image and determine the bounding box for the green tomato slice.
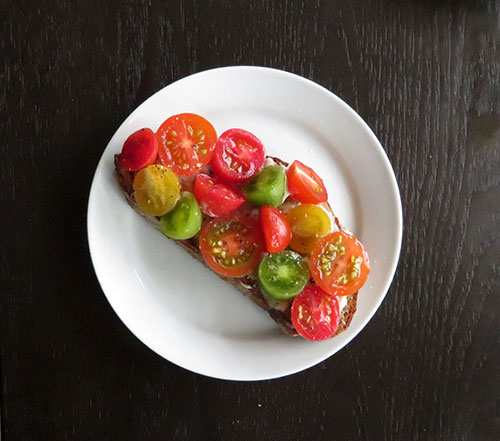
[242,165,286,207]
[258,250,309,300]
[160,191,202,240]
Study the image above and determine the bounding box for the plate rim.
[87,65,403,381]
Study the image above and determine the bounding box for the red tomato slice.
[259,206,292,253]
[291,286,340,341]
[194,173,245,217]
[211,128,265,183]
[120,128,158,171]
[286,160,328,204]
[157,113,217,177]
[310,231,370,296]
[199,215,265,277]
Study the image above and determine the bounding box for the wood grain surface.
[2,0,499,440]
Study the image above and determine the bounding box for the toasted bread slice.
[114,154,357,337]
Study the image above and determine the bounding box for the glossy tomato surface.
[133,164,180,216]
[259,206,292,253]
[286,204,331,254]
[193,173,245,217]
[258,250,309,300]
[120,128,158,171]
[199,214,265,277]
[211,128,265,183]
[287,160,328,204]
[157,113,217,176]
[291,286,340,341]
[310,230,370,296]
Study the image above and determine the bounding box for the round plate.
[88,66,402,381]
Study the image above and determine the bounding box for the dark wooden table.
[2,1,500,440]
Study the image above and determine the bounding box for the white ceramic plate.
[88,66,402,381]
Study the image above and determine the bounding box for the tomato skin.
[199,215,265,277]
[242,165,287,207]
[211,128,266,183]
[286,160,328,204]
[157,113,217,177]
[160,192,202,240]
[133,164,180,217]
[310,231,370,296]
[291,286,340,341]
[259,206,292,253]
[286,204,331,254]
[120,128,158,171]
[193,174,245,217]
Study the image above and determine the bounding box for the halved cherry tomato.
[287,204,331,254]
[193,173,245,217]
[287,160,328,204]
[291,286,340,341]
[211,128,265,183]
[133,164,180,216]
[157,113,217,177]
[259,206,292,253]
[310,231,370,296]
[120,128,158,171]
[199,215,265,277]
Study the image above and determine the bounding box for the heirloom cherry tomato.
[193,173,245,217]
[309,231,370,296]
[287,160,328,204]
[157,113,217,177]
[211,128,266,183]
[259,206,292,253]
[120,128,158,171]
[258,250,309,300]
[133,164,180,217]
[286,204,331,254]
[199,215,265,277]
[242,166,286,207]
[291,286,340,341]
[160,192,202,240]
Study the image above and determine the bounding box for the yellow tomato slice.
[133,164,180,216]
[289,234,319,254]
[287,204,331,254]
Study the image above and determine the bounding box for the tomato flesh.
[310,231,370,296]
[211,128,265,183]
[291,286,340,341]
[157,113,217,176]
[120,128,158,171]
[259,206,292,253]
[258,250,309,300]
[193,173,245,217]
[287,160,328,204]
[199,215,265,277]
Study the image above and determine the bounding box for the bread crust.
[114,154,357,337]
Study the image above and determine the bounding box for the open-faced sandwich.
[115,113,370,341]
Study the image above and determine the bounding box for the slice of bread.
[114,154,357,337]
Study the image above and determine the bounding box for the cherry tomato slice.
[310,231,370,296]
[199,215,265,277]
[120,128,158,171]
[291,286,340,341]
[286,160,328,204]
[193,173,245,217]
[211,128,265,183]
[287,204,331,254]
[133,164,180,217]
[157,113,217,177]
[259,206,292,253]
